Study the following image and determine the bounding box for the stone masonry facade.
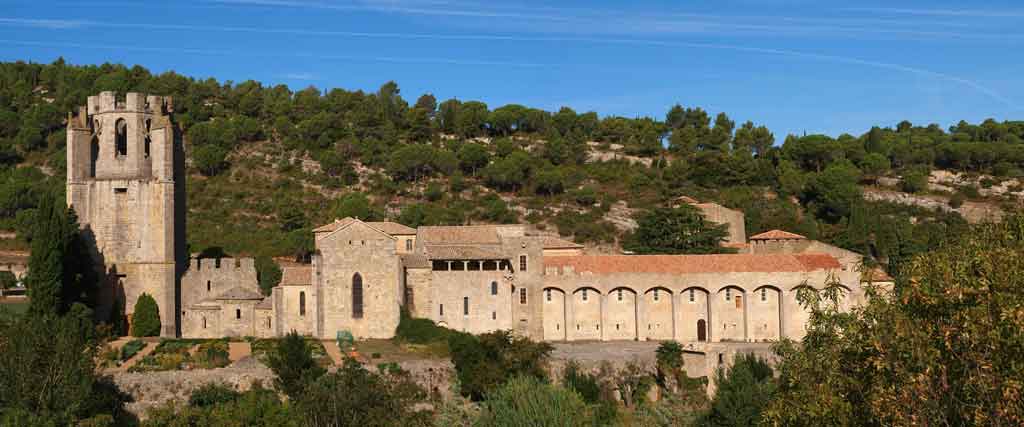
[69,93,892,343]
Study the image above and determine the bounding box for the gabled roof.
[542,236,584,249]
[365,221,416,235]
[749,230,807,240]
[424,245,507,260]
[313,217,397,241]
[544,253,840,275]
[418,225,504,245]
[214,287,264,300]
[313,218,416,236]
[280,266,312,286]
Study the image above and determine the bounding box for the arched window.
[352,273,364,319]
[206,280,211,292]
[463,297,469,315]
[115,119,127,157]
[491,281,498,295]
[89,135,99,177]
[299,291,306,316]
[235,309,241,319]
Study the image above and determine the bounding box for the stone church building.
[67,92,892,344]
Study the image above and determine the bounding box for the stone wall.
[315,221,402,339]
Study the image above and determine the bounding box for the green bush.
[448,330,553,401]
[120,339,146,361]
[131,293,161,337]
[188,383,241,407]
[194,341,230,369]
[266,331,326,399]
[699,353,775,427]
[394,309,455,345]
[294,359,431,427]
[475,375,593,427]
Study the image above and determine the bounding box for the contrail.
[0,19,1017,110]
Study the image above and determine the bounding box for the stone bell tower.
[66,91,180,337]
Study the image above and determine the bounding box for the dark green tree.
[130,292,161,337]
[624,205,731,254]
[448,330,554,401]
[700,353,775,427]
[255,256,282,296]
[295,359,431,427]
[267,331,326,399]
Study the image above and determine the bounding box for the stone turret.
[66,92,182,337]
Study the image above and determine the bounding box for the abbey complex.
[67,92,892,344]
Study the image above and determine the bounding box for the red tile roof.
[544,253,840,275]
[418,225,505,245]
[280,266,312,286]
[749,230,807,240]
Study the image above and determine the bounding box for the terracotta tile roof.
[544,253,840,275]
[365,221,416,235]
[280,266,312,286]
[749,230,807,240]
[418,225,504,245]
[214,287,264,300]
[425,245,508,260]
[400,254,430,269]
[542,236,584,249]
[255,298,273,310]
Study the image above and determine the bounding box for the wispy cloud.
[842,7,1024,18]
[282,72,317,80]
[0,17,85,29]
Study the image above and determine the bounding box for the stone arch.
[606,287,638,341]
[680,286,711,342]
[115,118,128,157]
[714,286,746,342]
[643,286,674,340]
[785,285,818,340]
[352,273,364,319]
[542,287,567,341]
[571,287,602,341]
[750,285,782,342]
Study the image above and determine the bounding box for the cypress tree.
[130,293,161,337]
[25,191,70,317]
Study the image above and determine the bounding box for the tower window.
[463,297,469,316]
[202,317,207,329]
[491,281,498,295]
[492,311,496,320]
[405,239,413,251]
[520,288,527,304]
[439,304,444,316]
[206,280,211,292]
[115,119,127,157]
[299,291,306,316]
[352,273,364,319]
[519,255,527,271]
[144,119,151,158]
[235,309,241,319]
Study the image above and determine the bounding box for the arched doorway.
[697,319,707,342]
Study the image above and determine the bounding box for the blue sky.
[1,0,1022,138]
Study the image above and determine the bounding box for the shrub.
[475,375,593,427]
[120,339,146,361]
[959,185,981,199]
[188,383,241,407]
[700,353,774,427]
[266,331,325,399]
[131,293,161,337]
[194,341,230,369]
[394,309,454,345]
[948,193,965,209]
[295,359,431,427]
[900,169,929,193]
[448,330,553,401]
